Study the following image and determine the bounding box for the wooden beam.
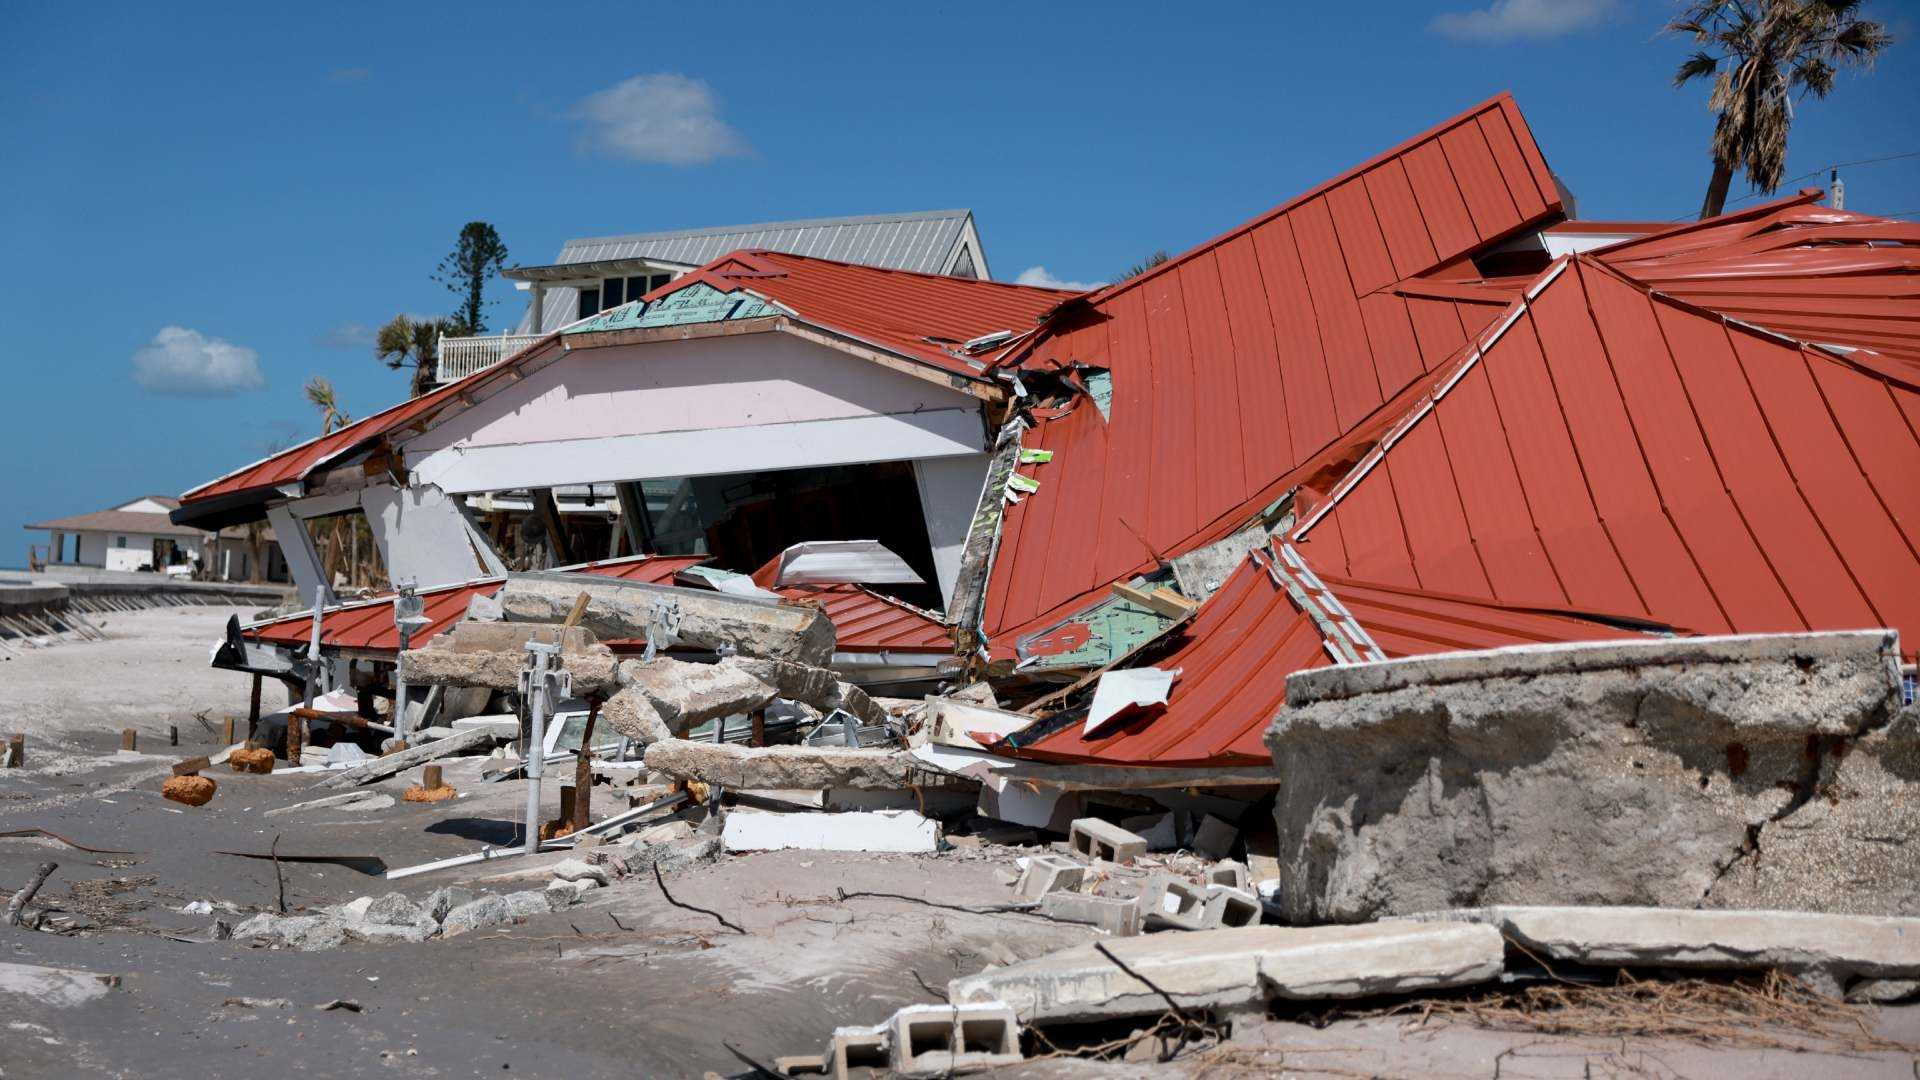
[532,488,572,566]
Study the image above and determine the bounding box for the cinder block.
[1206,860,1250,891]
[1192,814,1239,859]
[1015,854,1087,901]
[774,1052,828,1076]
[888,1002,1023,1076]
[1204,884,1263,928]
[1040,891,1143,936]
[1068,818,1148,865]
[827,1023,888,1080]
[1137,874,1208,931]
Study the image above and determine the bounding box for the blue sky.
[2,0,1915,566]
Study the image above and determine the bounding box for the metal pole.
[519,640,566,855]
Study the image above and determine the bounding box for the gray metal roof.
[510,210,981,335]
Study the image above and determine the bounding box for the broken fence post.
[5,734,21,769]
[422,765,443,791]
[120,729,136,753]
[168,725,178,747]
[5,862,56,927]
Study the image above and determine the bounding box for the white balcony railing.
[435,333,542,384]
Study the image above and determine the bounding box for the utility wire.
[1664,149,1920,220]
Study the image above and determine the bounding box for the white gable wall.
[405,332,987,494]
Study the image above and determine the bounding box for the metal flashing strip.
[1254,543,1384,665]
[1293,257,1571,543]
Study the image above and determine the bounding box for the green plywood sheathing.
[566,282,785,335]
[1014,574,1184,672]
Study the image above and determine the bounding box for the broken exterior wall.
[1264,631,1911,924]
[494,573,836,665]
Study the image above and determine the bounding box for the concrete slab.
[722,809,941,853]
[1406,906,1920,996]
[950,922,1504,1023]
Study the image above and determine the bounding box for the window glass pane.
[577,286,601,319]
[651,273,672,293]
[602,277,625,308]
[627,275,650,300]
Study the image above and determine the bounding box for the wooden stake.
[557,784,576,829]
[120,729,136,752]
[286,715,303,767]
[168,724,178,747]
[5,734,21,769]
[750,709,767,748]
[224,716,236,747]
[248,673,263,741]
[572,700,599,834]
[422,764,443,791]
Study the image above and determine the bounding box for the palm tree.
[1119,250,1170,282]
[303,376,351,433]
[1669,1,1891,219]
[375,315,462,398]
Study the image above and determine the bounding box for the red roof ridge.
[735,248,1084,297]
[1067,91,1557,310]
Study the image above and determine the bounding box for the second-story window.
[577,273,675,319]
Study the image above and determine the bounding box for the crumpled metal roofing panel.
[1295,254,1920,662]
[655,249,1078,379]
[774,583,952,653]
[976,94,1563,642]
[1007,553,1650,768]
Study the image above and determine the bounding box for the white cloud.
[315,321,375,349]
[1014,265,1105,292]
[130,326,266,396]
[570,74,751,165]
[1429,0,1617,43]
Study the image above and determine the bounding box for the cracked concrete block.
[1207,861,1251,890]
[1406,906,1920,999]
[441,894,513,937]
[1068,818,1147,865]
[424,886,475,923]
[496,573,836,664]
[643,738,922,791]
[618,656,777,734]
[1266,631,1909,923]
[503,890,556,918]
[1204,884,1263,928]
[1192,814,1239,859]
[1039,892,1142,937]
[885,1001,1022,1076]
[601,686,672,744]
[1015,854,1087,901]
[344,916,439,945]
[400,645,619,694]
[950,923,1504,1023]
[1137,874,1208,931]
[363,892,427,927]
[826,1022,888,1080]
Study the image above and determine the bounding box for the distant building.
[434,210,989,385]
[27,496,287,581]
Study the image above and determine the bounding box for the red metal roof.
[772,583,952,653]
[1592,193,1920,366]
[1006,553,1649,768]
[979,94,1564,641]
[174,336,561,525]
[1292,253,1920,663]
[654,249,1078,380]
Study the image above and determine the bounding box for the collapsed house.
[168,88,1917,892]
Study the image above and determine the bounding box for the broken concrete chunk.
[620,656,777,733]
[1191,814,1239,860]
[1266,631,1910,923]
[1015,854,1087,901]
[950,923,1504,1023]
[722,809,941,853]
[1068,818,1147,865]
[827,1022,889,1077]
[363,892,427,927]
[423,886,475,923]
[1204,884,1262,928]
[601,686,672,744]
[496,573,836,665]
[551,858,612,886]
[1137,874,1209,931]
[401,646,619,695]
[503,890,555,919]
[643,738,923,791]
[1408,906,1920,999]
[1039,892,1142,937]
[441,894,513,937]
[546,879,596,906]
[888,1001,1022,1077]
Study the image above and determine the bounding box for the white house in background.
[27,496,208,574]
[434,210,991,384]
[26,496,288,581]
